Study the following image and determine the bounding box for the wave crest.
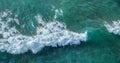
[105,21,120,35]
[0,10,87,54]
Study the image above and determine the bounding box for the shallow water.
[0,0,120,63]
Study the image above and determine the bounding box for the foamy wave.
[104,20,120,35]
[0,10,87,54]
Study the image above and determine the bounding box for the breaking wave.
[0,10,87,54]
[104,20,120,35]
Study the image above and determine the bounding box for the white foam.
[54,9,63,19]
[105,20,120,35]
[0,10,87,54]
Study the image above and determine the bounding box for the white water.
[105,21,120,35]
[0,10,87,54]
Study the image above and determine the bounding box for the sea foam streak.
[0,10,87,54]
[105,20,120,35]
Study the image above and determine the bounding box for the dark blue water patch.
[0,52,13,63]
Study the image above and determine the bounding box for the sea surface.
[0,0,120,63]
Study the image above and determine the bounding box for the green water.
[0,0,120,63]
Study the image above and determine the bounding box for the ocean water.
[0,0,120,63]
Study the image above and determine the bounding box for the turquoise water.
[0,0,120,63]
